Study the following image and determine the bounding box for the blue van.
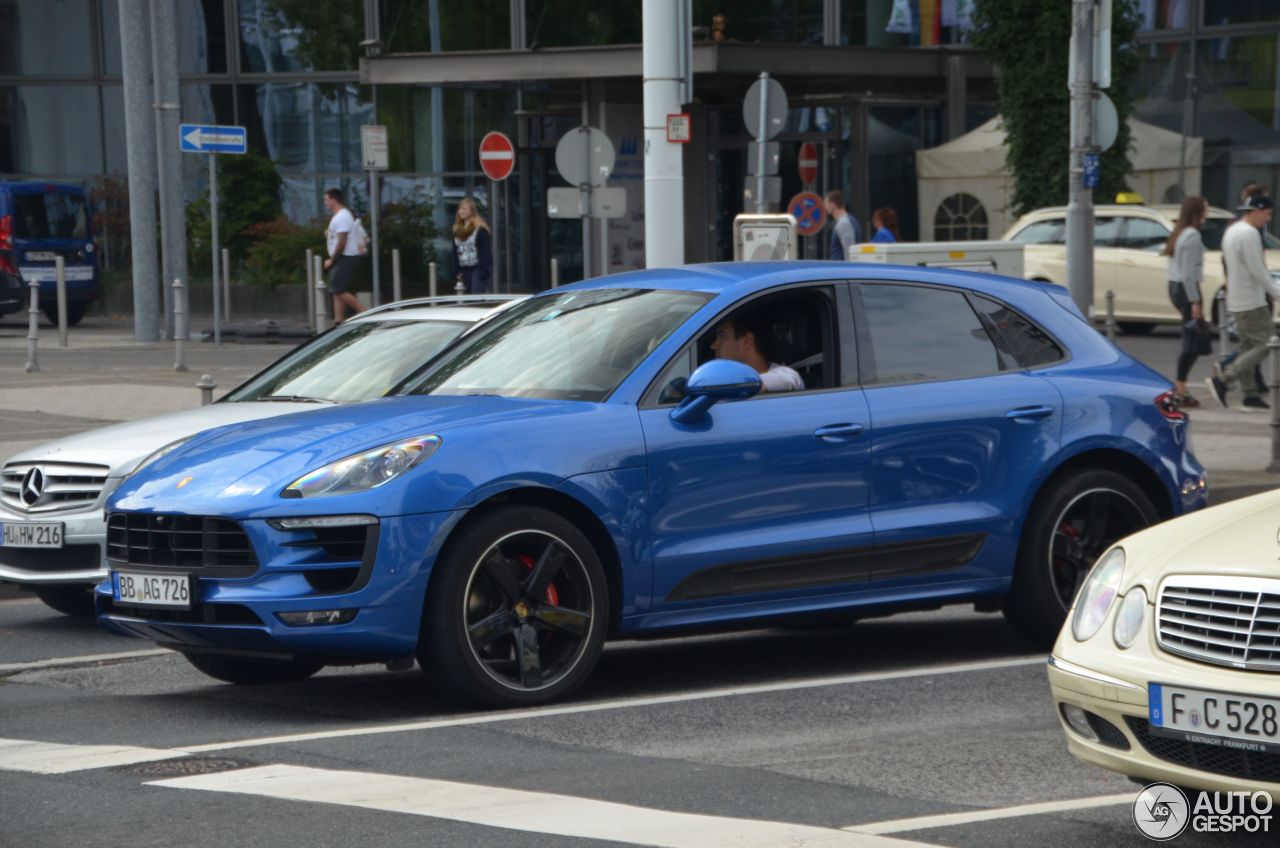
[0,182,100,324]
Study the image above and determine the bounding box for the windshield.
[225,319,469,403]
[1200,218,1280,252]
[403,288,711,402]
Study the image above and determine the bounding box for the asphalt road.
[1,323,1276,847]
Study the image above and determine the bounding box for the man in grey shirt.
[824,190,861,260]
[1207,194,1279,410]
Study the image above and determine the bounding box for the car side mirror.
[669,360,762,424]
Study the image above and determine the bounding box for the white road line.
[0,648,170,676]
[182,655,1044,754]
[845,793,1135,834]
[149,764,936,848]
[0,738,190,774]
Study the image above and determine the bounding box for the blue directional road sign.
[179,124,247,155]
[1082,153,1100,189]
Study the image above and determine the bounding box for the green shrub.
[187,152,285,269]
[244,217,325,287]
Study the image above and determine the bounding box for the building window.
[0,86,104,176]
[239,0,363,72]
[1203,0,1280,27]
[0,0,94,76]
[934,193,988,241]
[384,0,512,52]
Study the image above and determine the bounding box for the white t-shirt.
[326,208,360,257]
[761,362,804,393]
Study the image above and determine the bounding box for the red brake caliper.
[518,554,559,606]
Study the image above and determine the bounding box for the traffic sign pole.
[478,132,516,290]
[209,153,221,345]
[755,74,769,213]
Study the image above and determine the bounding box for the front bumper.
[0,505,108,585]
[97,510,457,663]
[1049,625,1280,794]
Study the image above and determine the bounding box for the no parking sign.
[788,191,826,238]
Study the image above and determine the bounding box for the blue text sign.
[180,124,247,155]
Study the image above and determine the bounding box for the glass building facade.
[2,0,1274,287]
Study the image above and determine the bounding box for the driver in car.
[709,311,804,393]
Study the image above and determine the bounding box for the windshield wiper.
[258,395,334,404]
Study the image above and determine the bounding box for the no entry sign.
[798,142,819,185]
[788,191,826,237]
[479,131,515,182]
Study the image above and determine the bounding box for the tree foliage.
[186,152,284,269]
[970,0,1140,216]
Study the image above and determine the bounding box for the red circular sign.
[798,142,819,185]
[788,191,826,237]
[479,131,515,182]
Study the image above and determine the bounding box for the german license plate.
[1150,683,1280,753]
[24,251,57,262]
[113,572,192,609]
[0,522,64,549]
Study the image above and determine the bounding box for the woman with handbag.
[1164,195,1209,408]
[452,197,492,294]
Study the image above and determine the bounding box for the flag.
[886,0,914,34]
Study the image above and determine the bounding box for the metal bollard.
[454,279,465,304]
[550,258,559,288]
[55,256,68,348]
[428,262,437,298]
[197,374,217,406]
[305,249,315,326]
[221,248,232,325]
[314,258,328,332]
[392,249,402,303]
[1269,336,1280,473]
[1104,290,1117,342]
[24,279,39,373]
[173,278,188,372]
[1217,289,1229,354]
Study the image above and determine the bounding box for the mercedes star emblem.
[20,467,46,508]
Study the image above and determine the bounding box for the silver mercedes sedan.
[0,295,519,616]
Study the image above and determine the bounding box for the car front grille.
[106,513,257,578]
[1,462,110,514]
[1125,717,1280,783]
[1156,576,1280,672]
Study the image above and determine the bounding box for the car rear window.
[12,192,88,241]
[969,295,1065,369]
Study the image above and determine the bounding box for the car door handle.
[1006,405,1054,421]
[813,423,865,442]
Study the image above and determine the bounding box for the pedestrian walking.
[322,188,366,324]
[823,190,861,260]
[451,197,492,294]
[1218,182,1270,387]
[1206,193,1280,411]
[1164,195,1208,408]
[871,207,900,243]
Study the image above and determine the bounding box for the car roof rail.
[359,294,521,318]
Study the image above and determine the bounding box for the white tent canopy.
[916,117,1204,241]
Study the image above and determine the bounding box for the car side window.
[1094,217,1123,247]
[1009,219,1065,244]
[1119,217,1170,251]
[968,295,1065,369]
[856,284,1003,385]
[647,286,838,406]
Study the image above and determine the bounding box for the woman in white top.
[451,198,493,294]
[1163,195,1207,407]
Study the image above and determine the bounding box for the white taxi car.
[1048,490,1280,793]
[1004,203,1280,334]
[0,296,518,617]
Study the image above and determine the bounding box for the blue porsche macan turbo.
[98,263,1207,706]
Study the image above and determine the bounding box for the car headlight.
[1071,547,1125,642]
[128,436,193,478]
[282,434,441,498]
[1112,586,1148,649]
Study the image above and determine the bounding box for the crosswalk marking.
[149,764,936,848]
[845,793,1134,834]
[0,738,189,774]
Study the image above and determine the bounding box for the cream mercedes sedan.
[1048,489,1280,793]
[1005,203,1280,334]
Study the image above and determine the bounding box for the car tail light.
[0,214,11,251]
[1155,390,1185,421]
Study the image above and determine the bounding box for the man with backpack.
[322,188,367,324]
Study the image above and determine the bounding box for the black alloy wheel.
[420,506,608,707]
[1003,469,1159,646]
